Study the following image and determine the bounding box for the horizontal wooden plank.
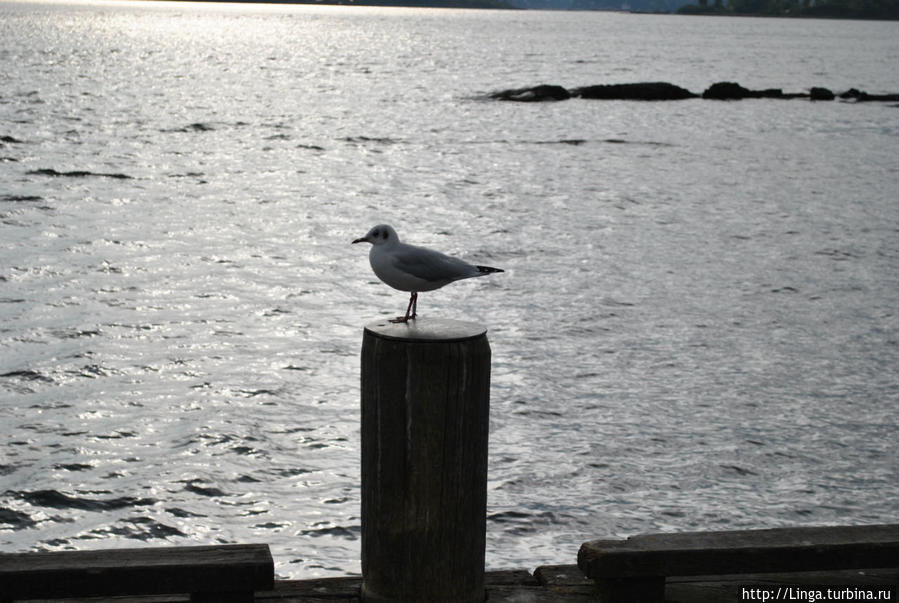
[5,596,190,603]
[0,544,274,599]
[578,524,899,579]
[533,564,592,587]
[9,567,893,603]
[666,568,899,603]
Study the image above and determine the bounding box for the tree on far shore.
[677,0,898,19]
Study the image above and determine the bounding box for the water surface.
[1,0,897,578]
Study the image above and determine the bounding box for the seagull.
[352,224,503,323]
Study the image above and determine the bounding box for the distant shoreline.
[177,0,518,9]
[676,1,898,20]
[151,0,898,17]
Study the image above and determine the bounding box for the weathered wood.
[256,569,587,603]
[0,544,274,602]
[256,576,362,601]
[531,565,603,600]
[579,524,899,579]
[256,568,897,602]
[594,576,666,602]
[666,568,899,603]
[3,565,893,602]
[360,318,491,603]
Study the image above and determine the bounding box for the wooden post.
[361,318,491,603]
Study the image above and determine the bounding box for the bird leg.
[391,292,418,323]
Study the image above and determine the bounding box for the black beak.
[352,237,368,244]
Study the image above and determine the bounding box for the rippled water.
[1,0,898,578]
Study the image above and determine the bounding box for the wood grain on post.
[361,318,491,603]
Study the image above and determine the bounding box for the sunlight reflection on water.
[1,0,898,579]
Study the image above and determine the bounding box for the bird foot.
[389,314,416,324]
[390,292,418,323]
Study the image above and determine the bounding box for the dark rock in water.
[572,82,697,101]
[702,82,750,100]
[810,87,835,101]
[490,81,899,105]
[839,88,899,102]
[856,90,899,101]
[758,88,788,98]
[703,82,787,100]
[490,85,571,102]
[840,88,864,99]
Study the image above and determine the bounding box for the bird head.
[352,224,397,246]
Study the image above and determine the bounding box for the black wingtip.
[476,265,504,274]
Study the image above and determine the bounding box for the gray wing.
[390,243,479,284]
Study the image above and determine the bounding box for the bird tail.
[476,265,503,275]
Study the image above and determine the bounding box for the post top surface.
[364,317,487,342]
